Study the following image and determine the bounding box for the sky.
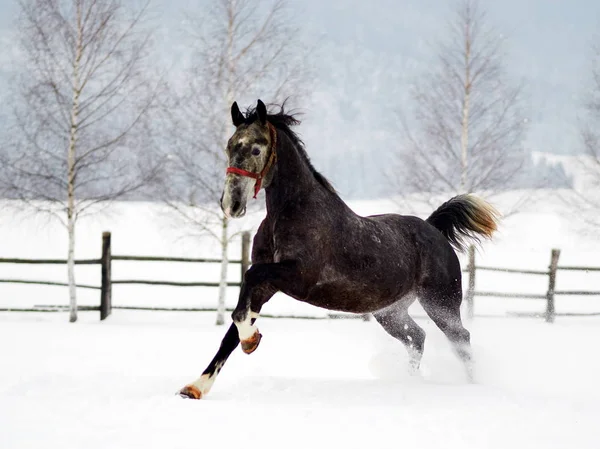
[293,0,600,155]
[0,0,599,197]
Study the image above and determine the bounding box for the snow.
[1,311,599,449]
[1,191,600,448]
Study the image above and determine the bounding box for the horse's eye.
[251,148,261,156]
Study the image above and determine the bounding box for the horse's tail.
[426,194,500,253]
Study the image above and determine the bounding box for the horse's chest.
[270,226,316,263]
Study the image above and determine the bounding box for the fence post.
[545,248,560,323]
[100,231,112,321]
[241,231,251,281]
[466,245,476,320]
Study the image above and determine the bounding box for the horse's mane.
[242,103,336,194]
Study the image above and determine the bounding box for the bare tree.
[391,0,526,207]
[0,0,162,322]
[156,0,310,325]
[570,42,600,227]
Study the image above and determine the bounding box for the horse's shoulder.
[251,218,275,263]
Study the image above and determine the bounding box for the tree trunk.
[215,9,234,326]
[216,216,229,325]
[460,9,472,193]
[67,1,83,323]
[67,209,77,322]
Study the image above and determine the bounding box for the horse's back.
[365,213,462,288]
[364,212,449,248]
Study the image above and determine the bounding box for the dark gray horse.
[179,100,499,399]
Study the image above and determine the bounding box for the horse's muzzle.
[221,195,246,218]
[229,199,246,218]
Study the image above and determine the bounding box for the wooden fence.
[464,246,600,322]
[0,231,251,320]
[1,235,599,322]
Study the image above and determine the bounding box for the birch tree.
[572,42,600,227]
[157,0,310,325]
[392,0,526,206]
[1,0,161,322]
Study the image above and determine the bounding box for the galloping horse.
[179,100,499,399]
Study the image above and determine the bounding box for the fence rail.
[475,266,549,276]
[111,280,241,287]
[555,266,600,272]
[473,291,546,299]
[464,247,600,322]
[111,255,241,263]
[0,279,101,289]
[0,258,101,265]
[0,304,368,320]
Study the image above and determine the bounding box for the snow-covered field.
[1,311,599,449]
[1,191,600,448]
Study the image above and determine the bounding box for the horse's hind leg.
[373,303,426,374]
[419,286,473,382]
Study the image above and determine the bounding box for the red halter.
[226,123,278,199]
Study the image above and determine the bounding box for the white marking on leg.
[188,374,215,396]
[235,313,258,340]
[188,361,224,396]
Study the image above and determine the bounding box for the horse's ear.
[231,101,245,127]
[257,99,267,125]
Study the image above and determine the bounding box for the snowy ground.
[1,192,600,448]
[1,311,599,449]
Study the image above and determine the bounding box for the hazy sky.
[293,0,600,155]
[0,0,599,196]
[2,0,598,155]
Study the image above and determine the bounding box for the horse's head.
[221,99,277,218]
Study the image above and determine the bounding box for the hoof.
[241,331,262,354]
[178,385,202,399]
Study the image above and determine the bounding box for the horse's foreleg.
[232,260,309,354]
[233,284,276,354]
[178,323,239,399]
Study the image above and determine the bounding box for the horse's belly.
[302,279,412,314]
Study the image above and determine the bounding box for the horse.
[178,100,499,399]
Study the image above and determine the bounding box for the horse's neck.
[265,132,318,213]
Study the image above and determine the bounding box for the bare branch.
[392,0,527,202]
[570,42,600,227]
